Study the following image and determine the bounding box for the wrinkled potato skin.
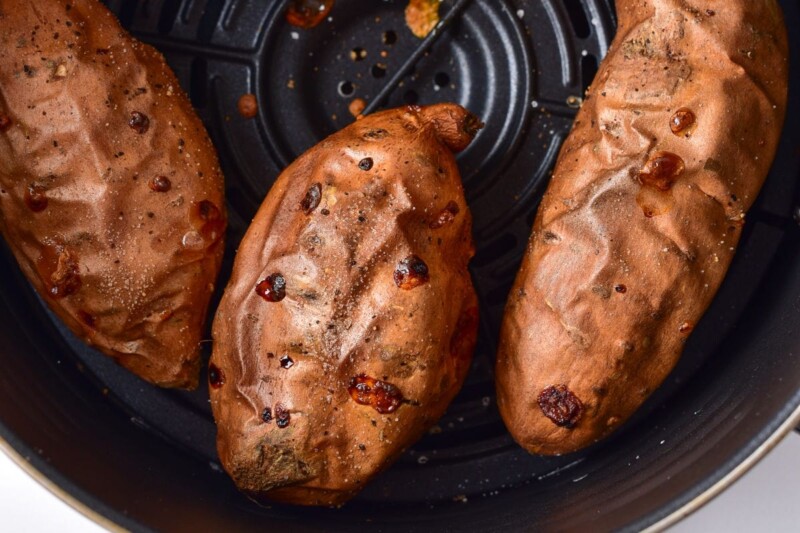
[0,0,226,388]
[211,104,479,506]
[497,0,788,455]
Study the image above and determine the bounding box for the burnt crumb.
[538,385,583,428]
[280,355,294,369]
[23,64,36,77]
[237,93,258,119]
[129,111,150,134]
[261,407,273,423]
[300,183,322,214]
[359,157,374,171]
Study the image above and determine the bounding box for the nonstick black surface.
[1,0,800,531]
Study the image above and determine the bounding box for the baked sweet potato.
[497,0,789,455]
[0,0,226,388]
[210,104,481,505]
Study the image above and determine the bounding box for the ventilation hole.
[563,0,592,39]
[189,58,208,109]
[581,53,598,95]
[382,30,397,45]
[434,72,450,88]
[371,64,387,78]
[472,233,518,268]
[404,90,419,105]
[338,81,355,97]
[157,0,181,34]
[350,47,367,61]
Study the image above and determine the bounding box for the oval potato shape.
[210,104,481,505]
[497,0,789,455]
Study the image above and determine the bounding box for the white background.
[2,433,800,531]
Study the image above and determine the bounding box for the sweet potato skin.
[497,0,789,455]
[0,0,226,388]
[210,104,479,505]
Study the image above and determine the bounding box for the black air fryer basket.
[2,0,800,531]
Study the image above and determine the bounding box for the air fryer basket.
[1,0,799,531]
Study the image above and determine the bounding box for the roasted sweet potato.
[0,0,226,388]
[497,0,788,455]
[210,104,481,505]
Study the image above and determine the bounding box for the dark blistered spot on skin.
[37,245,81,299]
[256,274,287,302]
[77,310,95,329]
[0,114,12,132]
[538,385,584,428]
[364,128,388,140]
[638,151,685,191]
[262,407,273,423]
[670,108,696,137]
[285,0,334,28]
[450,307,479,373]
[195,200,224,242]
[359,157,374,171]
[704,159,723,173]
[394,255,429,290]
[25,184,48,212]
[280,355,294,369]
[209,363,225,389]
[679,322,694,334]
[275,404,291,428]
[615,284,627,294]
[300,183,322,214]
[429,201,460,229]
[128,111,150,134]
[542,231,561,244]
[149,175,171,192]
[348,375,404,414]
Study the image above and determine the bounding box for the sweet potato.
[0,0,226,388]
[210,104,481,505]
[497,0,788,455]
